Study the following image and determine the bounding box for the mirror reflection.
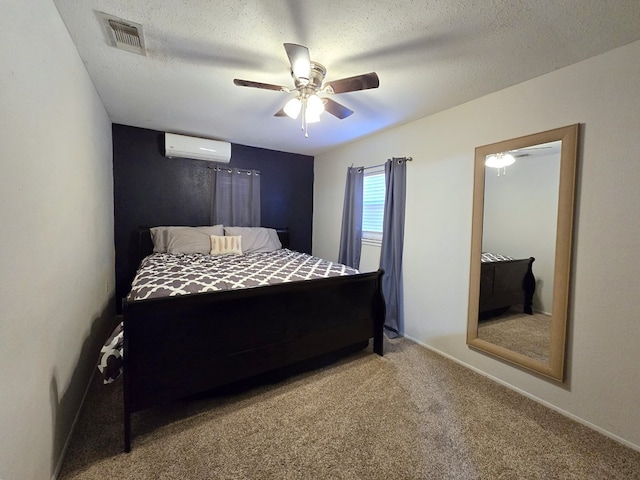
[478,140,561,363]
[467,125,579,381]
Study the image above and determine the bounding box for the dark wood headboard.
[275,229,290,250]
[138,228,154,262]
[136,227,290,264]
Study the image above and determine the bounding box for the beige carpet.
[478,310,551,363]
[59,338,640,479]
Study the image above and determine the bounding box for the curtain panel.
[338,166,364,269]
[380,158,407,337]
[211,167,261,227]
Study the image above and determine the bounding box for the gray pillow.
[150,225,224,254]
[223,226,282,253]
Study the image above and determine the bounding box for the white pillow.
[151,225,224,253]
[223,227,282,253]
[210,235,243,255]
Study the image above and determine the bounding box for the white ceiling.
[52,0,640,157]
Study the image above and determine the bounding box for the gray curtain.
[380,158,407,337]
[338,166,364,269]
[211,167,260,226]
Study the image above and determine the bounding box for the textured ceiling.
[52,0,640,156]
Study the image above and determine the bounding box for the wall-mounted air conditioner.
[164,133,231,163]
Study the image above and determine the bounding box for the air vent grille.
[98,12,146,56]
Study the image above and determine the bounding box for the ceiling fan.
[233,43,380,137]
[510,144,555,158]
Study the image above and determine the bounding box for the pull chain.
[302,98,309,138]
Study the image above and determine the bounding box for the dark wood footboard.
[479,257,535,316]
[122,268,384,452]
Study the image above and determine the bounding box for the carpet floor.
[478,310,551,363]
[58,338,640,479]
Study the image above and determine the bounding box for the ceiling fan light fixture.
[306,94,325,118]
[485,154,499,168]
[502,153,515,166]
[486,152,516,176]
[485,152,515,169]
[305,113,321,123]
[283,97,302,119]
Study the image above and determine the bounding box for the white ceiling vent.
[97,12,146,56]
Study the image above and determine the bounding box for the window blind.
[362,170,385,241]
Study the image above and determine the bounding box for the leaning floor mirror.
[467,124,579,381]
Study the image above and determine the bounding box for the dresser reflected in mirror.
[467,125,579,381]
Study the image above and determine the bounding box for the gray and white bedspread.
[128,248,358,301]
[98,249,358,383]
[481,252,514,262]
[98,322,123,384]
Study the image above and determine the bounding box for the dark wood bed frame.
[122,228,385,452]
[479,257,535,317]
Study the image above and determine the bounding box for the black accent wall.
[113,124,314,309]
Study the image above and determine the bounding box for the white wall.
[313,40,640,450]
[0,1,114,479]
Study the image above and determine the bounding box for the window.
[362,168,386,243]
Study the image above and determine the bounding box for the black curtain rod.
[360,157,413,171]
[209,166,260,175]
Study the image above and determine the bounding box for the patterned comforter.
[481,252,514,263]
[98,249,359,383]
[128,248,358,301]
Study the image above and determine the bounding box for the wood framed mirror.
[467,124,579,381]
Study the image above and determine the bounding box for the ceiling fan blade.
[283,43,311,83]
[323,98,354,119]
[233,78,289,92]
[324,72,379,94]
[274,108,288,117]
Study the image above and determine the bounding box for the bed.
[479,252,535,317]
[112,226,385,452]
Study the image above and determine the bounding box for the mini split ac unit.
[164,133,231,163]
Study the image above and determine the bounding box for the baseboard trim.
[403,334,640,454]
[51,366,97,480]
